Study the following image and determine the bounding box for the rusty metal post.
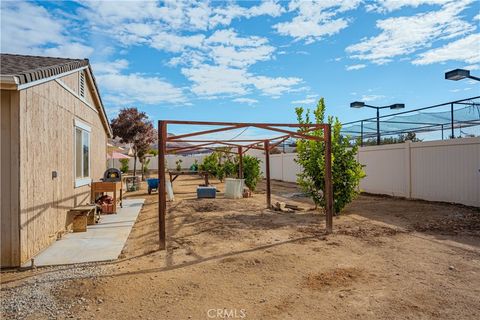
[324,125,333,233]
[238,146,243,179]
[264,140,271,208]
[158,121,167,250]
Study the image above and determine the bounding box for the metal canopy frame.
[157,120,333,250]
[342,96,480,144]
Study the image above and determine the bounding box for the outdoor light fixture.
[349,101,406,145]
[350,101,365,108]
[389,103,405,110]
[445,69,480,81]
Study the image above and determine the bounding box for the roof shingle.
[0,53,89,85]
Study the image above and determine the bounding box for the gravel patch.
[1,264,106,319]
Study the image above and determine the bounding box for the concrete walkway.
[27,199,145,267]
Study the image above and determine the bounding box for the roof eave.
[0,75,19,90]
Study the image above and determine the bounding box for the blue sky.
[1,0,479,137]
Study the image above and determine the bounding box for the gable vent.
[79,71,85,98]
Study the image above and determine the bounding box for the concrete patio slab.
[26,199,145,267]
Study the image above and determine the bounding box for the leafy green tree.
[295,98,365,214]
[242,155,262,191]
[119,159,129,173]
[199,152,219,178]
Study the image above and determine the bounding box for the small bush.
[119,159,129,173]
[175,159,183,171]
[199,152,219,177]
[242,155,262,191]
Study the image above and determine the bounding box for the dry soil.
[2,175,480,320]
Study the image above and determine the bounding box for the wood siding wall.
[7,70,108,266]
[1,90,21,267]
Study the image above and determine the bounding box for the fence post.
[405,141,412,199]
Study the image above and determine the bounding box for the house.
[0,54,112,267]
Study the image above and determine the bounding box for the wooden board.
[0,90,21,267]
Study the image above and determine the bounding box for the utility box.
[197,186,216,199]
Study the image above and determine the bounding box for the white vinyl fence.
[357,137,479,207]
[114,138,479,207]
[111,154,207,171]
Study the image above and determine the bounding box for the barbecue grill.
[103,168,122,182]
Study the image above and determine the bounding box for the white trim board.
[17,66,88,90]
[74,118,92,132]
[55,78,99,114]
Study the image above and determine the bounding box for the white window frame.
[74,119,92,188]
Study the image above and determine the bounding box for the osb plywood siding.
[0,90,21,267]
[18,71,107,264]
[60,72,79,95]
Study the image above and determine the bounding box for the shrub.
[223,159,237,178]
[190,159,199,172]
[295,98,365,214]
[119,159,129,173]
[242,155,262,191]
[141,158,151,179]
[175,159,183,171]
[199,152,219,177]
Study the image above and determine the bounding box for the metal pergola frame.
[157,120,334,250]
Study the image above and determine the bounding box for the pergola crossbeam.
[168,125,246,141]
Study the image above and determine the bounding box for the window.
[74,120,91,187]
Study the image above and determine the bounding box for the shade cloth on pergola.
[107,151,131,159]
[156,120,334,250]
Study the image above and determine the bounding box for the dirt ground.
[2,175,480,320]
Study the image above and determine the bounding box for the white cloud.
[210,44,275,68]
[346,64,366,70]
[150,33,205,53]
[251,75,302,96]
[346,0,476,64]
[209,0,285,28]
[181,64,302,98]
[366,0,450,13]
[42,43,94,59]
[182,65,251,96]
[93,59,186,105]
[0,1,93,58]
[92,59,129,75]
[80,0,285,35]
[464,64,480,70]
[412,33,480,65]
[233,98,259,105]
[98,73,187,105]
[449,87,472,92]
[73,1,301,100]
[292,94,319,104]
[206,29,268,47]
[204,29,275,68]
[361,94,386,102]
[274,0,361,43]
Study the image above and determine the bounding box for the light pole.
[444,69,479,138]
[350,102,405,145]
[445,69,480,81]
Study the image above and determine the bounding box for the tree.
[242,155,262,191]
[295,98,365,214]
[111,108,156,180]
[199,152,219,179]
[362,132,422,146]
